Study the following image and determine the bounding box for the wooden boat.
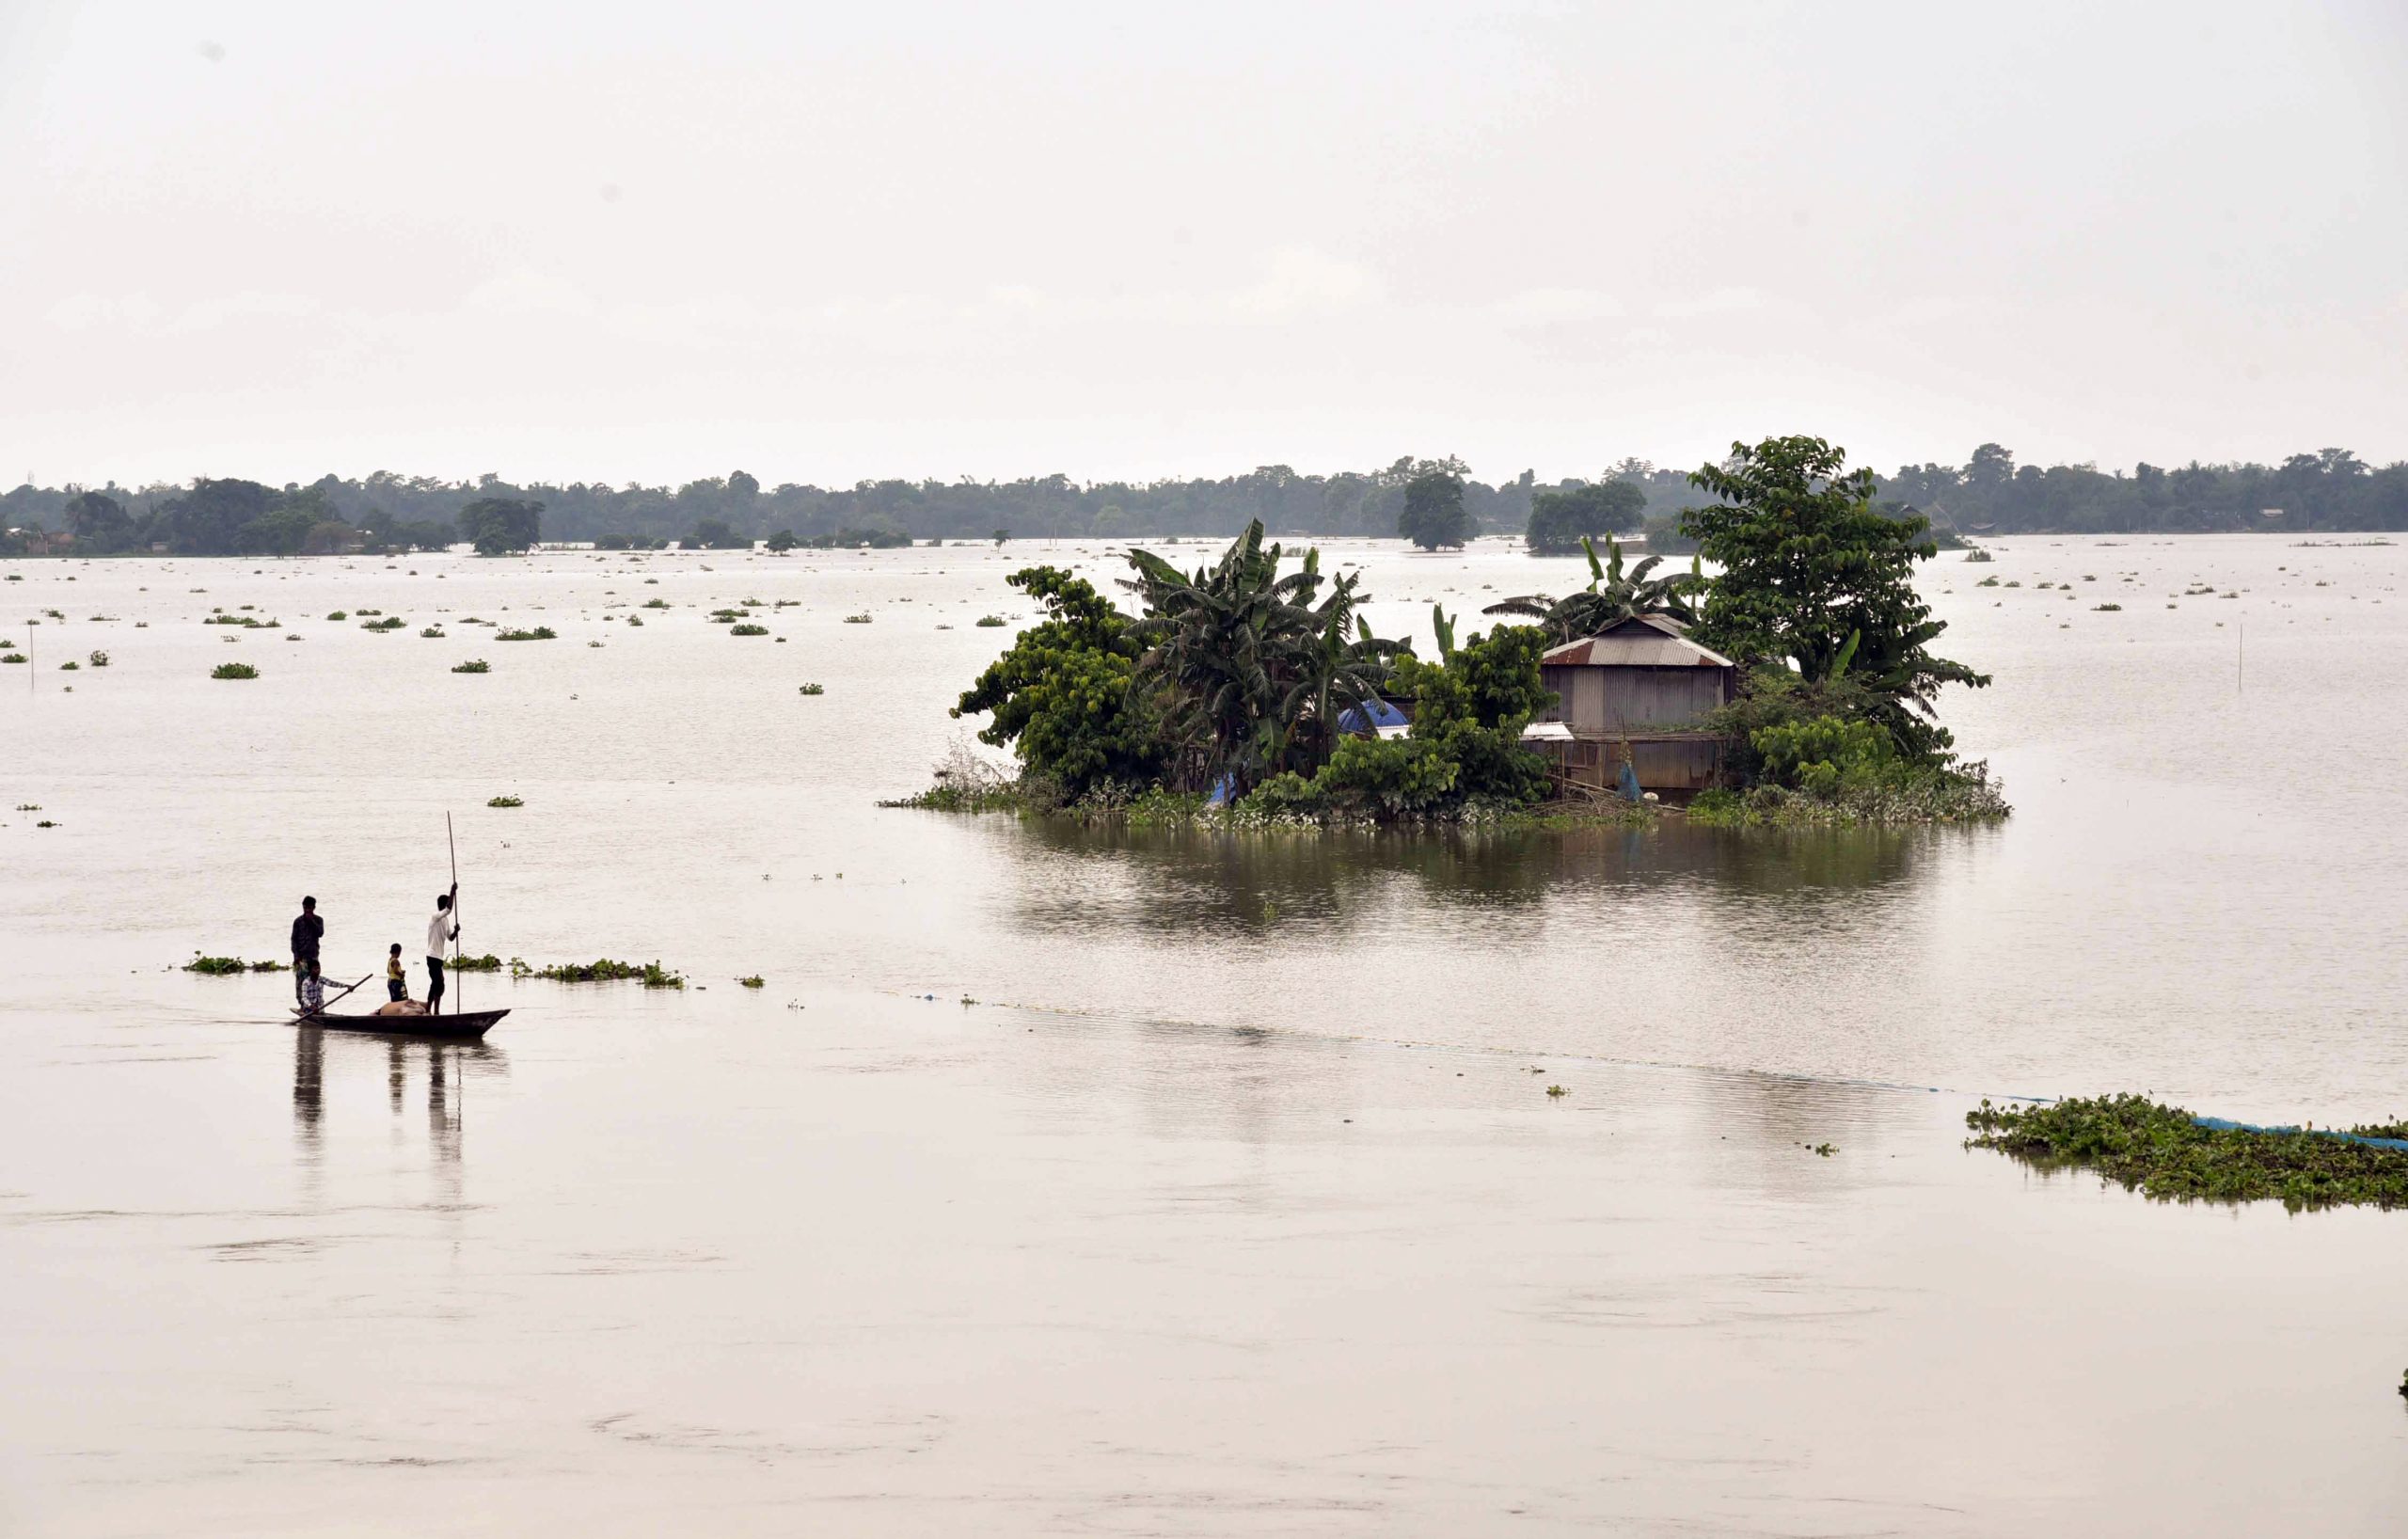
[293,1007,508,1040]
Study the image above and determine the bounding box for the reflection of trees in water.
[1004,817,1997,938]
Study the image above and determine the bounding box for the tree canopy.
[1525,481,1644,554]
[1398,466,1472,549]
[456,497,542,555]
[1684,436,1987,753]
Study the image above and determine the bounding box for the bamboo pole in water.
[447,813,459,1016]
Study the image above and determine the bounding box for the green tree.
[953,566,1165,796]
[457,497,542,555]
[1684,436,1987,754]
[765,528,798,551]
[64,491,135,553]
[1120,521,1402,793]
[1524,481,1644,554]
[1398,467,1470,549]
[1481,535,1702,642]
[688,517,745,549]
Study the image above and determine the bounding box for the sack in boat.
[375,1000,429,1017]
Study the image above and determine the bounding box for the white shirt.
[427,906,457,957]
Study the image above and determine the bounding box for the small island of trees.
[907,434,2004,827]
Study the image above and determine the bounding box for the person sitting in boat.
[386,944,407,1003]
[425,883,459,1015]
[299,958,326,1014]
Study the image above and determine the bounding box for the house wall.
[1539,736,1726,794]
[1542,665,1729,732]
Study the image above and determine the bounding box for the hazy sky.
[4,0,2404,488]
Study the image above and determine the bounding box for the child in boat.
[387,944,407,1003]
[299,959,325,1013]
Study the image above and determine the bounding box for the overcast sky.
[3,0,2404,489]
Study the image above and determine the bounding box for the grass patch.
[508,957,685,988]
[1966,1094,2408,1212]
[211,662,259,680]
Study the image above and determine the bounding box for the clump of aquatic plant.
[87,651,108,667]
[13,803,38,811]
[495,626,556,641]
[1965,1094,2408,1212]
[452,658,491,674]
[211,662,259,679]
[1976,576,2001,587]
[356,609,383,616]
[843,612,873,624]
[797,682,825,695]
[708,608,748,623]
[730,623,768,636]
[975,614,1008,627]
[642,597,670,609]
[182,955,249,976]
[58,659,77,671]
[1962,548,1994,563]
[2349,1119,2408,1141]
[510,957,685,989]
[449,953,504,973]
[2093,603,2122,611]
[420,626,445,638]
[487,794,523,808]
[1,654,25,665]
[626,615,643,627]
[1545,1085,1567,1098]
[361,616,407,631]
[35,818,57,827]
[737,975,765,989]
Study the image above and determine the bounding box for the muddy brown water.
[5,536,2405,1534]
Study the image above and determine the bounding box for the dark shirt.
[291,912,324,960]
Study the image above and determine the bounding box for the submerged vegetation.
[1966,1095,2408,1212]
[508,957,686,988]
[911,433,2003,829]
[182,955,285,975]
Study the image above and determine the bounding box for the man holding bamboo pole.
[425,882,459,1016]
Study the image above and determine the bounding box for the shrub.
[211,662,259,679]
[452,658,491,674]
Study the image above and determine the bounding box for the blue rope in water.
[2190,1117,2408,1153]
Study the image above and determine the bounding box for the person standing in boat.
[425,882,459,1015]
[290,896,324,1008]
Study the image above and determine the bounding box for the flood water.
[5,535,2406,1534]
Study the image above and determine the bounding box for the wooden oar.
[293,976,371,1019]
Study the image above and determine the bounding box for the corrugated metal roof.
[1541,615,1735,670]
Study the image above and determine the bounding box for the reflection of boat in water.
[290,1007,507,1039]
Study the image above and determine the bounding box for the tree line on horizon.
[5,444,2404,558]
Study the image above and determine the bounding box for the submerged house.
[1526,615,1737,796]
